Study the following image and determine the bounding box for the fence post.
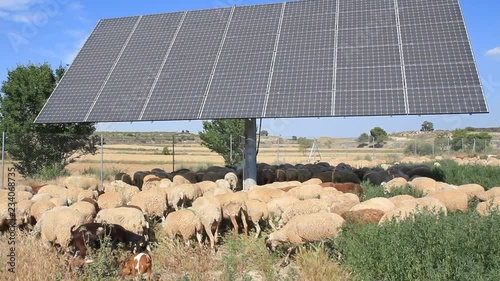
[485,139,487,155]
[473,138,476,153]
[1,132,5,189]
[345,141,348,158]
[462,138,464,152]
[277,135,280,165]
[100,134,104,185]
[172,135,175,172]
[432,139,435,155]
[372,136,375,160]
[447,138,450,155]
[414,139,417,156]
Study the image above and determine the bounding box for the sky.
[0,0,499,138]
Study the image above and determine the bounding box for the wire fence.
[1,132,500,187]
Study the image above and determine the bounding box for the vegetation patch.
[334,211,500,281]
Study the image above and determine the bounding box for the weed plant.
[435,160,500,190]
[335,211,500,281]
[361,183,425,202]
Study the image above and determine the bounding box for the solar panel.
[35,0,488,124]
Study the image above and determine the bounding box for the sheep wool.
[30,200,56,223]
[95,206,148,235]
[266,212,345,250]
[191,196,222,249]
[69,201,97,224]
[163,208,203,247]
[33,206,86,248]
[128,188,168,219]
[280,198,330,227]
[98,191,124,209]
[104,180,140,203]
[244,199,269,238]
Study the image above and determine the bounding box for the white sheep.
[95,206,148,235]
[97,191,124,209]
[195,181,218,196]
[215,192,249,235]
[172,175,191,185]
[244,199,269,238]
[267,196,301,230]
[128,188,168,220]
[280,198,330,228]
[349,197,396,214]
[266,212,345,265]
[224,172,238,191]
[104,180,140,203]
[30,200,56,223]
[248,187,286,203]
[77,189,98,201]
[0,199,32,230]
[69,200,97,223]
[37,184,69,204]
[163,208,203,247]
[31,193,53,202]
[167,184,197,210]
[215,179,231,190]
[287,184,324,200]
[63,176,99,191]
[32,206,86,248]
[191,196,222,249]
[50,196,69,207]
[0,190,33,202]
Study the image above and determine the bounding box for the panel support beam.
[243,118,257,191]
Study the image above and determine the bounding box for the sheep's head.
[265,235,279,252]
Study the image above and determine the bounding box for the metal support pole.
[1,132,5,189]
[243,118,257,191]
[230,134,233,164]
[414,139,417,155]
[172,135,175,172]
[432,139,435,155]
[447,138,450,155]
[100,134,104,185]
[345,141,348,158]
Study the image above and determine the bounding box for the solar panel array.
[35,0,487,123]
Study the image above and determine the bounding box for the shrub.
[162,146,171,155]
[334,211,500,281]
[35,163,70,181]
[404,141,433,156]
[434,160,500,190]
[361,183,425,202]
[78,235,122,281]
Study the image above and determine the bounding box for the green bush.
[335,211,500,281]
[361,183,425,202]
[162,146,171,155]
[404,141,434,156]
[78,235,121,281]
[435,160,500,190]
[35,163,70,180]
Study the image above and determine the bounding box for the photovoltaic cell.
[35,0,488,124]
[36,17,139,123]
[86,13,184,122]
[335,89,407,116]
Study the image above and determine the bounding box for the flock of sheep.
[1,165,500,274]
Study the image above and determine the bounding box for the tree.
[421,121,434,132]
[357,133,370,144]
[297,137,313,156]
[450,129,492,152]
[198,119,245,166]
[260,130,269,137]
[370,127,388,146]
[0,63,98,177]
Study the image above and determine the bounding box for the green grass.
[435,160,500,190]
[361,183,425,202]
[334,211,500,281]
[79,166,123,181]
